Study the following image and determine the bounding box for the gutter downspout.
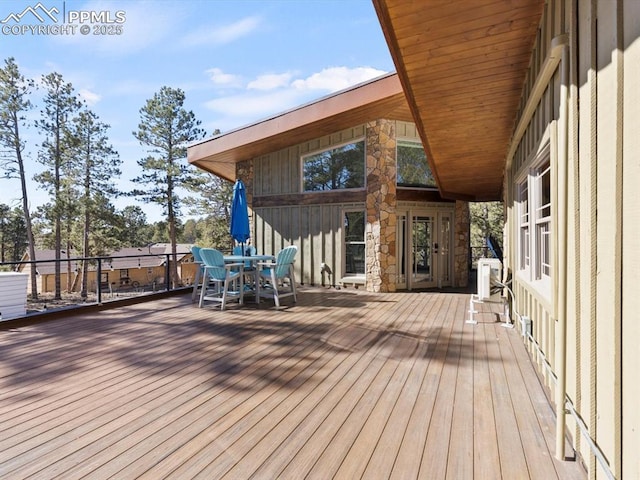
[555,43,570,461]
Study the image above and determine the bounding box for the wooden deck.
[0,287,585,479]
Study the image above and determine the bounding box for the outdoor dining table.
[223,254,275,303]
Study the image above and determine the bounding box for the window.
[534,162,551,280]
[397,140,436,189]
[344,210,365,276]
[516,148,552,294]
[120,269,129,279]
[302,140,365,191]
[518,181,530,271]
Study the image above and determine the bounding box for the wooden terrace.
[0,287,585,479]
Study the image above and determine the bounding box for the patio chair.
[191,245,205,302]
[198,248,244,311]
[257,245,298,307]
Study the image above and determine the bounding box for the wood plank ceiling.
[372,0,545,200]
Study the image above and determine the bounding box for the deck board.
[0,288,586,479]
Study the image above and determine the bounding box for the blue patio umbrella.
[230,179,250,253]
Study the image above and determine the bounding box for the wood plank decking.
[0,287,586,479]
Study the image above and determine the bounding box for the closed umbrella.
[230,179,250,253]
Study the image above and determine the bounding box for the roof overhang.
[189,1,545,201]
[372,0,545,200]
[188,73,413,182]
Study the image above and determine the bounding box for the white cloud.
[181,16,261,47]
[205,89,301,119]
[247,72,294,91]
[79,88,101,106]
[291,66,387,92]
[206,68,242,87]
[202,66,389,131]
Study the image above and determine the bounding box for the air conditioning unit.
[477,258,502,301]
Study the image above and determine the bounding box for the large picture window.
[302,140,365,192]
[397,140,436,189]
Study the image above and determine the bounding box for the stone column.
[454,200,470,288]
[365,120,397,293]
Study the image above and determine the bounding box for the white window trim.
[515,141,552,300]
[341,208,366,282]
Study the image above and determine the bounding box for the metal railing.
[0,251,192,315]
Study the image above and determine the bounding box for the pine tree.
[68,109,121,297]
[0,58,38,297]
[131,86,205,288]
[34,72,81,299]
[183,171,233,248]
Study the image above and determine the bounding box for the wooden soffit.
[372,0,545,201]
[188,73,413,182]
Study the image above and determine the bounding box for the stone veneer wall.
[454,200,470,288]
[365,120,397,293]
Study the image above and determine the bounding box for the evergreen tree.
[0,205,28,266]
[34,72,81,299]
[0,203,8,263]
[117,205,153,247]
[68,109,121,297]
[183,171,233,248]
[131,86,205,288]
[0,58,38,296]
[470,201,504,263]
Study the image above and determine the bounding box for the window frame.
[517,179,530,275]
[514,141,552,299]
[342,209,366,280]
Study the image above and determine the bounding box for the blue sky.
[0,0,394,223]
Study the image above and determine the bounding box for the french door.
[397,209,453,290]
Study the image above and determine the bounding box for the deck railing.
[0,251,192,316]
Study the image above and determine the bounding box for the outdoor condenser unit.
[477,258,502,301]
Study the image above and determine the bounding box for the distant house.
[19,244,195,294]
[103,244,196,290]
[18,249,85,294]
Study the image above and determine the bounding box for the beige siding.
[622,1,640,479]
[595,3,623,473]
[505,1,639,478]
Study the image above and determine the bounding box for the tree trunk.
[14,117,38,300]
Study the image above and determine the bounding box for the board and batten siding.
[253,203,358,288]
[505,1,639,478]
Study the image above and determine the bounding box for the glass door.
[397,208,454,290]
[411,215,436,288]
[438,212,452,288]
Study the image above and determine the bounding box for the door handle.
[433,243,439,254]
